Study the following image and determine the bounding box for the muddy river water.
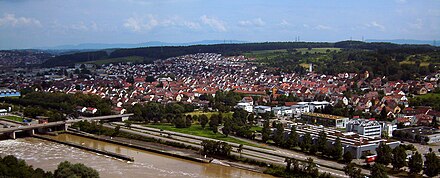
[0,134,272,178]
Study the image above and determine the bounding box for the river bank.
[64,129,268,173]
[0,136,273,178]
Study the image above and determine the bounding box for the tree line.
[1,91,113,121]
[261,122,349,163]
[42,40,438,69]
[0,154,99,178]
[343,142,440,178]
[255,44,439,81]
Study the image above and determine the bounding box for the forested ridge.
[43,41,435,66]
[41,41,440,81]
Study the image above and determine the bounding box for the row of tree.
[2,91,113,121]
[375,142,440,177]
[129,102,196,123]
[0,155,99,178]
[281,157,331,178]
[201,140,232,157]
[261,122,349,162]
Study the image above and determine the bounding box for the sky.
[0,0,439,49]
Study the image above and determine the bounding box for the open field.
[399,61,434,67]
[243,49,288,59]
[399,54,440,67]
[244,48,341,59]
[144,123,262,147]
[0,115,24,122]
[295,47,341,54]
[83,56,145,65]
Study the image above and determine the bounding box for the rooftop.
[302,112,347,120]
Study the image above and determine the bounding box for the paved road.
[111,122,351,178]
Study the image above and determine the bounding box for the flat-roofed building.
[301,112,349,128]
[254,106,272,114]
[393,126,440,144]
[0,88,21,98]
[285,123,400,158]
[346,119,382,138]
[236,102,253,113]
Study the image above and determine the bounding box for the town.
[1,49,440,178]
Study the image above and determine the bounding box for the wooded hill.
[41,41,440,81]
[43,41,436,67]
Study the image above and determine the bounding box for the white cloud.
[365,21,385,31]
[124,15,200,32]
[124,15,158,32]
[280,19,290,26]
[238,18,265,27]
[0,13,41,27]
[200,15,227,32]
[395,0,406,3]
[68,21,100,31]
[183,21,200,30]
[314,24,332,30]
[123,17,142,32]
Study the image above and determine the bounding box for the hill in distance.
[40,40,247,50]
[366,39,439,46]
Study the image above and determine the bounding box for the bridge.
[0,113,133,139]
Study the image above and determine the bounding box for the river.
[0,134,272,178]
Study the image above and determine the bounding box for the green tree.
[370,163,388,178]
[212,125,218,134]
[391,145,407,170]
[317,130,328,153]
[408,151,423,175]
[0,155,54,178]
[300,133,312,152]
[173,115,187,128]
[262,120,271,143]
[424,151,440,177]
[285,126,299,149]
[124,120,132,129]
[304,157,319,177]
[54,161,99,178]
[343,151,353,163]
[247,113,255,124]
[209,114,219,129]
[333,137,343,160]
[185,115,192,128]
[222,119,232,137]
[285,157,292,172]
[201,140,231,157]
[376,142,392,166]
[273,123,285,146]
[113,125,120,136]
[238,144,244,158]
[200,114,208,129]
[343,163,362,178]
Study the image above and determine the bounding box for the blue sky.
[0,0,439,49]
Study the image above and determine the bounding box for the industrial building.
[286,123,400,159]
[0,88,21,98]
[393,126,440,144]
[301,112,349,128]
[346,119,382,138]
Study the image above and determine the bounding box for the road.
[110,122,352,178]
